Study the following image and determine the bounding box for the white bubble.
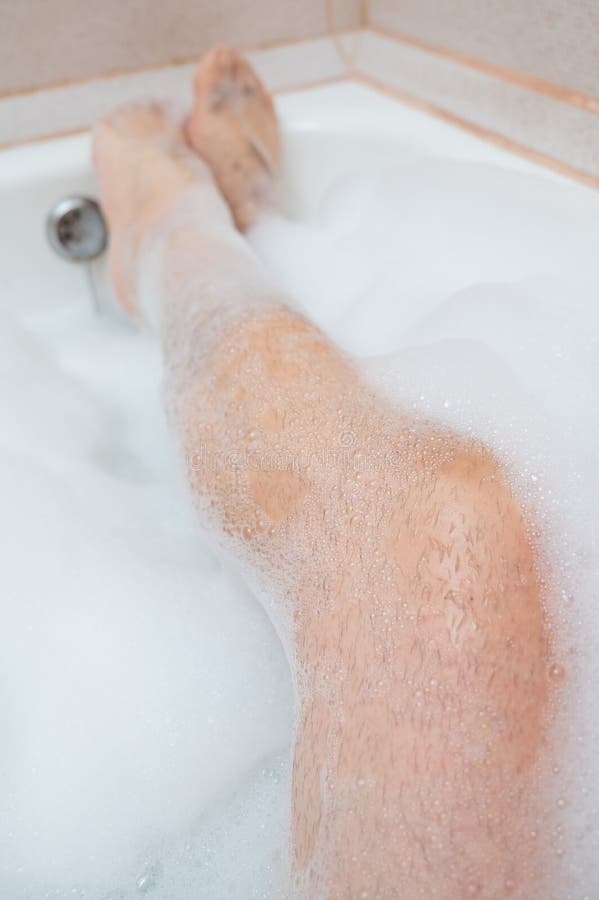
[3,139,599,898]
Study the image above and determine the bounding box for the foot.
[92,101,206,316]
[186,45,281,232]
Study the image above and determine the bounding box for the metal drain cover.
[46,195,107,262]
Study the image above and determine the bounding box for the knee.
[421,451,549,770]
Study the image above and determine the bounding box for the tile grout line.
[0,29,359,102]
[0,74,353,153]
[355,70,599,191]
[1,29,596,192]
[366,25,599,115]
[2,26,597,116]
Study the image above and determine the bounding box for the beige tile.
[368,0,599,98]
[347,31,599,177]
[248,38,347,93]
[0,0,360,95]
[0,37,348,147]
[328,0,364,31]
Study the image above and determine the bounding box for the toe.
[96,101,184,144]
[197,45,242,82]
[193,45,264,110]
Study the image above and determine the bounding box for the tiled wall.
[361,0,599,184]
[0,0,596,185]
[346,31,599,183]
[0,0,362,95]
[368,0,599,99]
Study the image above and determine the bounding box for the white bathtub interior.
[1,81,598,898]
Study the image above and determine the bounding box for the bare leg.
[94,48,549,898]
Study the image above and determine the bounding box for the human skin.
[93,47,551,898]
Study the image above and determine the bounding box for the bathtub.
[1,79,598,899]
[0,80,568,319]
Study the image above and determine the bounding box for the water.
[1,154,598,897]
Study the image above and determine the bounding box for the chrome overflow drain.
[46,196,108,311]
[46,196,107,261]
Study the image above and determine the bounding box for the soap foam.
[1,152,598,897]
[0,312,292,898]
